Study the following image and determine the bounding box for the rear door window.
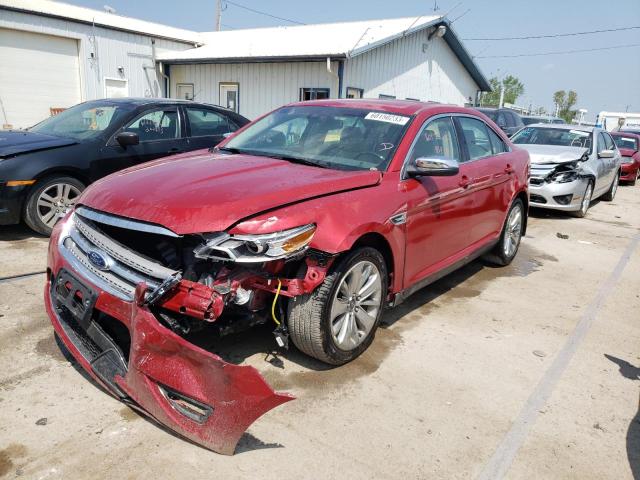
[487,127,507,154]
[457,117,493,160]
[186,107,237,137]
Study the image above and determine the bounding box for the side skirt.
[389,239,499,308]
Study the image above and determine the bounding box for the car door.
[594,132,613,194]
[455,116,513,245]
[95,106,186,180]
[183,106,240,151]
[603,132,620,182]
[402,115,475,287]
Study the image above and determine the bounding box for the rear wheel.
[484,199,524,266]
[287,247,387,365]
[571,180,593,218]
[602,171,619,201]
[24,176,84,236]
[629,170,638,186]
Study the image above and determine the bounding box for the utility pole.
[215,0,222,31]
[498,83,504,109]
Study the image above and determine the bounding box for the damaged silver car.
[511,125,622,217]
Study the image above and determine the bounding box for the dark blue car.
[0,98,249,234]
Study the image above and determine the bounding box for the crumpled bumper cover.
[44,233,294,455]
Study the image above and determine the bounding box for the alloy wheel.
[36,182,81,228]
[611,175,618,199]
[503,204,523,258]
[329,260,382,351]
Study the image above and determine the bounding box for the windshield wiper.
[263,154,329,169]
[216,146,243,154]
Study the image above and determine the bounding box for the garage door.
[0,28,82,129]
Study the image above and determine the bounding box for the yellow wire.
[271,279,282,326]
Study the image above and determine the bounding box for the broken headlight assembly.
[194,224,316,263]
[549,170,579,183]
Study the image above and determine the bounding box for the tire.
[570,180,593,218]
[484,199,525,266]
[24,176,85,236]
[287,247,388,365]
[601,171,619,201]
[629,170,637,187]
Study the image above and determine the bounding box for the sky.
[67,0,640,121]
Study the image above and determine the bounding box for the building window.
[220,83,239,113]
[405,98,420,101]
[176,83,194,100]
[378,94,396,100]
[346,87,363,99]
[300,88,330,101]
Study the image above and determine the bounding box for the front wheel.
[287,247,388,365]
[484,199,524,266]
[571,180,593,218]
[602,172,619,201]
[24,176,85,236]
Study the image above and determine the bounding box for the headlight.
[194,224,316,263]
[622,157,633,164]
[550,170,579,183]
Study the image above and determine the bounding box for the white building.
[1,0,490,127]
[0,0,200,128]
[159,17,490,119]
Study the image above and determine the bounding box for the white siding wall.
[0,9,193,125]
[344,30,479,105]
[169,61,340,119]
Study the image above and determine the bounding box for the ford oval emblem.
[87,250,110,271]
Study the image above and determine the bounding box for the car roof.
[286,98,477,117]
[523,123,596,133]
[82,97,235,111]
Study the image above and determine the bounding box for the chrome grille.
[58,212,179,301]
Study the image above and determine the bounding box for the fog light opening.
[553,194,573,206]
[158,384,213,424]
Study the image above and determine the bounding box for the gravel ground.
[0,186,638,480]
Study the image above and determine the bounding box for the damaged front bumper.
[45,217,297,455]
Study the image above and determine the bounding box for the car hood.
[79,150,382,234]
[518,144,588,164]
[618,147,636,158]
[0,130,77,157]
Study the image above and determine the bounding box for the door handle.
[459,175,471,188]
[504,164,514,174]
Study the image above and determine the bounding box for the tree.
[553,90,578,123]
[481,74,525,107]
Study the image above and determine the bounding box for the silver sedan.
[510,124,622,217]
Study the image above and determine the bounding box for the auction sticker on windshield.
[365,112,410,125]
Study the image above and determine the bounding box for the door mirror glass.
[598,149,614,159]
[407,157,459,177]
[116,131,139,147]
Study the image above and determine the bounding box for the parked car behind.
[474,107,525,137]
[611,131,640,185]
[0,98,249,235]
[45,99,529,454]
[511,125,622,217]
[521,115,566,125]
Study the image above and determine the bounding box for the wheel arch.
[349,232,395,287]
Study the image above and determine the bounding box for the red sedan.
[611,131,640,185]
[45,99,529,454]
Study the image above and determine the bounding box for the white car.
[511,124,622,217]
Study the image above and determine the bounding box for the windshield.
[511,127,592,149]
[30,102,134,140]
[222,106,412,171]
[613,135,638,150]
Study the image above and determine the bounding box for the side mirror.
[598,149,614,159]
[116,131,139,147]
[406,157,460,177]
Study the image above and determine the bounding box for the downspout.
[151,39,170,98]
[326,57,341,98]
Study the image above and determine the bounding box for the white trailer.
[596,111,640,131]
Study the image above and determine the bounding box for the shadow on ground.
[605,354,639,479]
[0,224,44,242]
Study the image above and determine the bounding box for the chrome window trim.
[75,206,181,238]
[401,113,512,180]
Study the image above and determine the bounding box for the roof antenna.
[433,1,439,12]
